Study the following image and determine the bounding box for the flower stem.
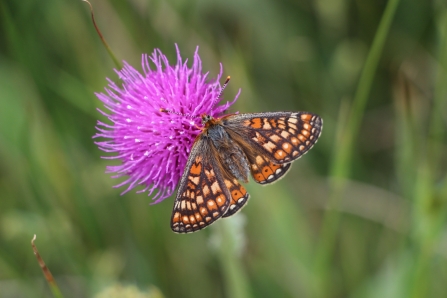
[214,220,252,298]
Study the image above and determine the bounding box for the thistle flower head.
[94,45,239,203]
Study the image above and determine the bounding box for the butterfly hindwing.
[223,112,322,165]
[249,154,292,184]
[171,138,231,233]
[222,177,250,218]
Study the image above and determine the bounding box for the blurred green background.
[1,0,447,297]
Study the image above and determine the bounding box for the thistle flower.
[94,45,240,203]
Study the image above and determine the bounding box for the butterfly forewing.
[171,138,231,233]
[223,112,322,165]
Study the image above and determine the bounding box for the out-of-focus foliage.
[0,0,446,297]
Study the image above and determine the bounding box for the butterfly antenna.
[161,76,230,121]
[159,108,194,119]
[217,76,231,100]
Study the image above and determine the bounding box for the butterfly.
[170,109,322,233]
[168,77,322,233]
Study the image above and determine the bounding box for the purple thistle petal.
[94,45,240,203]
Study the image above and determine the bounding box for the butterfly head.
[201,114,223,129]
[201,114,213,124]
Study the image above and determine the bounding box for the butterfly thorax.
[202,115,250,183]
